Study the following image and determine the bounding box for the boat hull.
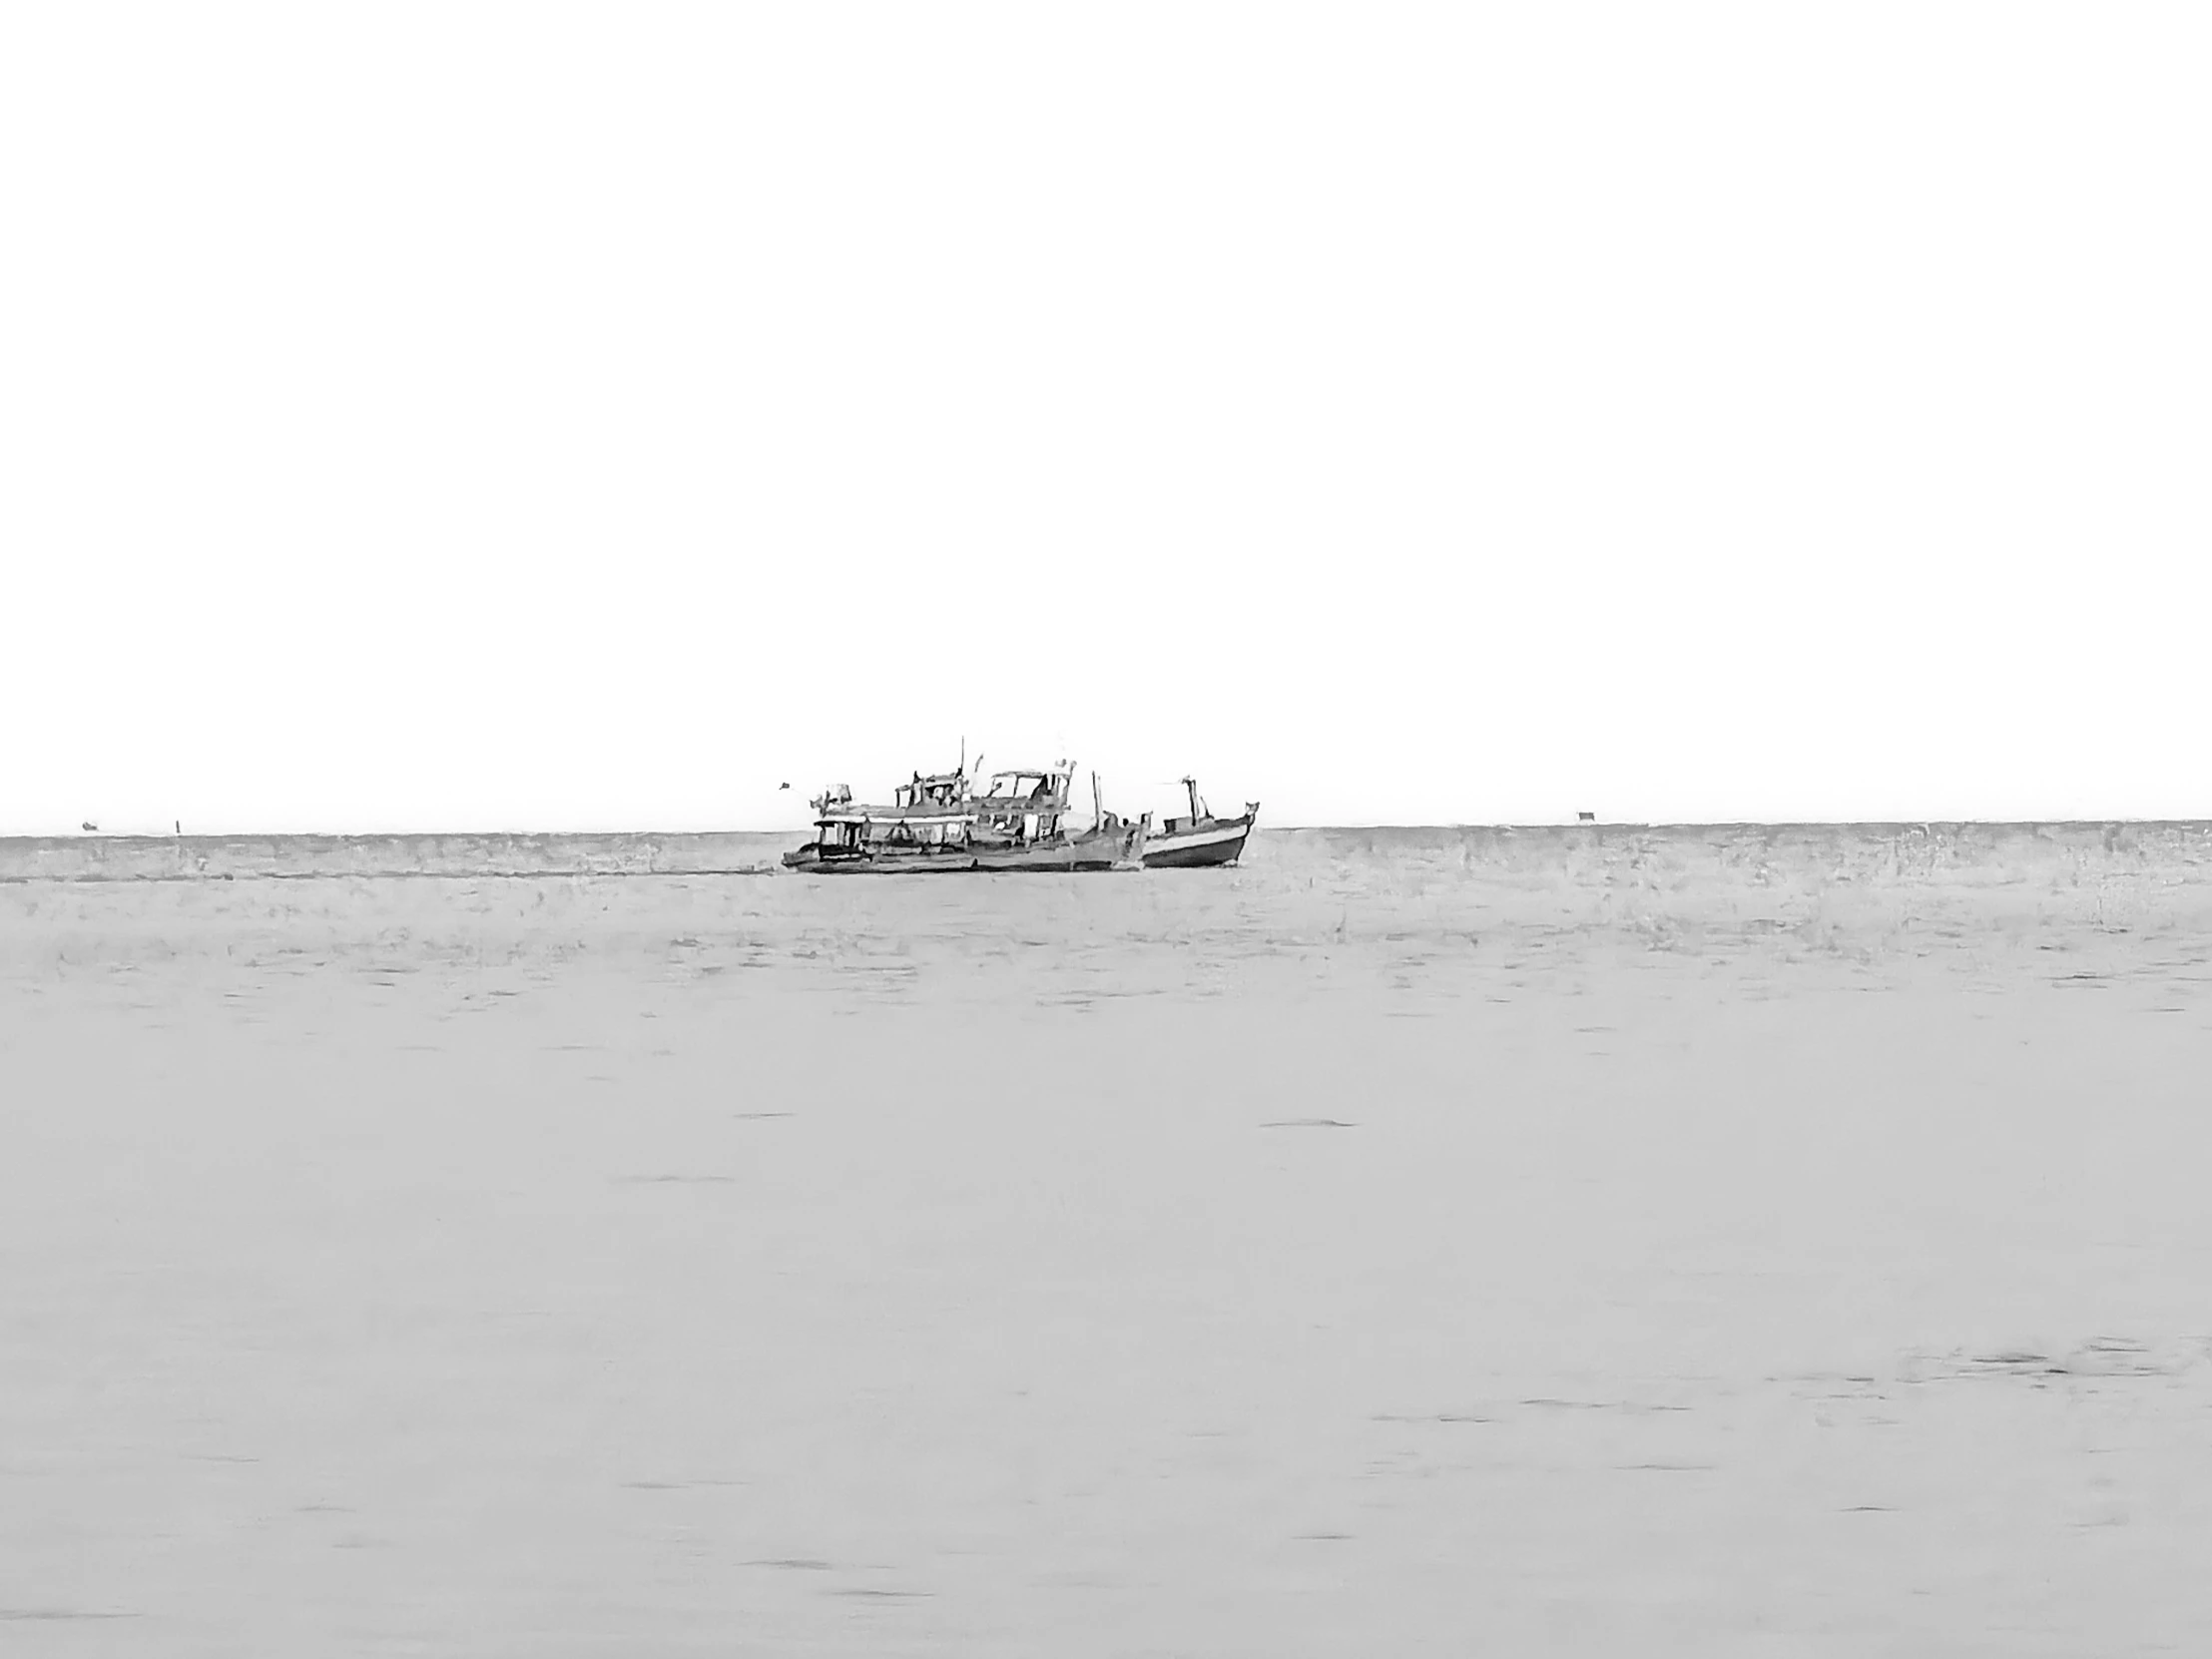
[782,844,978,874]
[1140,815,1255,868]
[783,823,1146,874]
[972,826,1145,872]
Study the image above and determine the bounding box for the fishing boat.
[780,763,979,872]
[782,759,1146,873]
[1141,777,1259,868]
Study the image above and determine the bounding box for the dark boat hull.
[971,835,1138,872]
[1140,814,1255,868]
[782,848,974,873]
[784,823,1146,874]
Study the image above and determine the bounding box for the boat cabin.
[974,767,1073,844]
[1162,776,1213,834]
[805,769,978,858]
[894,770,969,814]
[977,769,1065,803]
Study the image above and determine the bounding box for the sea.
[5,823,2211,1656]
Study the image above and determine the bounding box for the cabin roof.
[819,804,976,822]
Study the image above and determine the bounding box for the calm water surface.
[5,828,2212,1655]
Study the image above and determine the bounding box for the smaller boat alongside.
[1141,777,1259,868]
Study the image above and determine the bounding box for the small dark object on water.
[81,821,98,832]
[1578,811,1596,823]
[780,783,790,790]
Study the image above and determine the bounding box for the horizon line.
[7,816,2212,843]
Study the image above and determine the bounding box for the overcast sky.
[4,4,2206,833]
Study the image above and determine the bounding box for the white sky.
[4,4,2207,834]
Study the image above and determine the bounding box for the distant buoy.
[780,782,791,791]
[1577,811,1596,823]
